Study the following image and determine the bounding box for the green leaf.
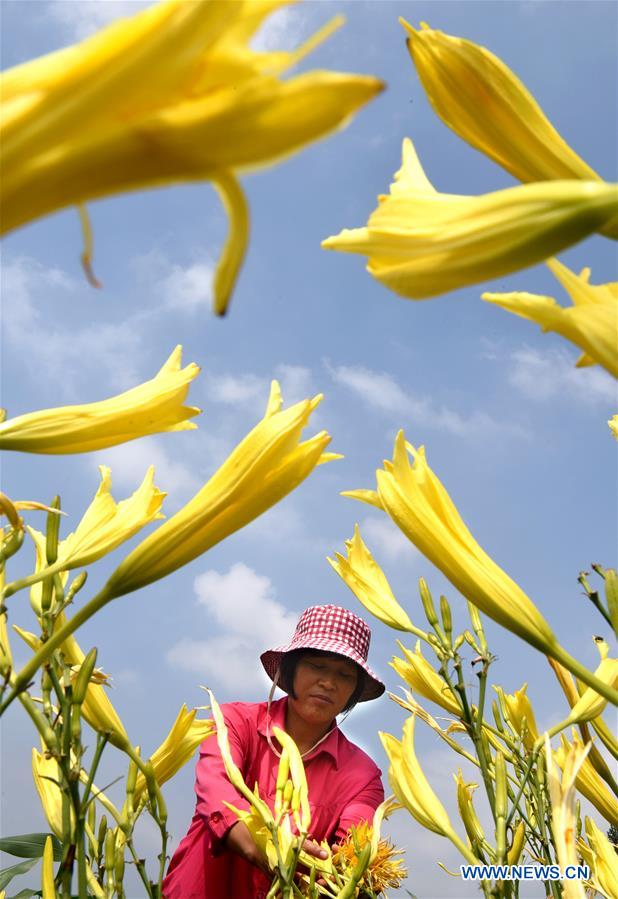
[9,890,41,898]
[0,833,62,861]
[0,857,39,890]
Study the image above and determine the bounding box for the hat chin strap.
[265,667,349,760]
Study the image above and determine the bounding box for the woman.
[163,604,386,899]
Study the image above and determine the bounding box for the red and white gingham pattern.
[260,605,384,702]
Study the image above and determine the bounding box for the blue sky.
[1,2,617,897]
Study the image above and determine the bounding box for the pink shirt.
[163,697,384,899]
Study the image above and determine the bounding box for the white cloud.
[250,5,306,52]
[92,437,200,508]
[131,249,215,313]
[206,372,265,406]
[166,563,297,692]
[359,517,419,564]
[194,564,296,646]
[2,256,141,395]
[159,261,214,312]
[46,0,152,40]
[206,365,313,409]
[508,346,616,404]
[328,363,523,439]
[328,363,423,417]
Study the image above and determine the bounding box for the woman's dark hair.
[278,649,365,713]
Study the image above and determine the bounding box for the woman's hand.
[301,837,329,862]
[224,822,271,876]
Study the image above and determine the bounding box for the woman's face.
[289,652,359,726]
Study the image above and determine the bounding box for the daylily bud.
[419,578,440,631]
[272,726,311,833]
[463,630,482,654]
[605,569,618,634]
[274,748,290,816]
[328,525,417,633]
[65,571,88,604]
[97,815,108,851]
[506,821,526,866]
[42,835,56,899]
[494,752,507,863]
[104,829,116,893]
[439,596,453,644]
[283,780,294,810]
[454,772,485,849]
[72,647,98,706]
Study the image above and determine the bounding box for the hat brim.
[260,639,385,702]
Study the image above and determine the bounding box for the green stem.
[505,749,539,830]
[81,733,109,815]
[451,655,497,817]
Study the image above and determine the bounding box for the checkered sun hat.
[260,605,385,702]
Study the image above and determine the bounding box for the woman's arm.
[194,703,253,853]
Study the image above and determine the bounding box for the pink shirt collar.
[257,696,341,770]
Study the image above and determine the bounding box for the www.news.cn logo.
[460,864,591,882]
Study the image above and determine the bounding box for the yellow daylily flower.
[208,688,299,871]
[609,416,618,440]
[106,381,336,598]
[1,0,382,314]
[560,640,618,727]
[0,346,200,453]
[331,809,406,895]
[134,705,214,804]
[0,553,12,676]
[28,465,165,579]
[345,431,556,655]
[545,735,588,899]
[344,431,617,706]
[556,732,618,826]
[400,21,617,241]
[391,640,460,715]
[493,684,539,751]
[42,836,56,899]
[380,714,479,866]
[322,138,618,300]
[328,524,415,632]
[454,771,486,850]
[578,817,618,899]
[32,747,64,837]
[380,716,452,836]
[483,259,618,379]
